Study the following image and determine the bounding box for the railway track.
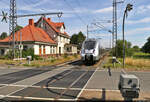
[36,53,109,101]
[0,53,109,101]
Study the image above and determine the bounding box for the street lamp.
[122,4,133,68]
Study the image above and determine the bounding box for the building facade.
[0,17,77,56]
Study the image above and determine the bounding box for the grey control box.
[118,74,140,98]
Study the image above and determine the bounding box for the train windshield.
[84,41,96,50]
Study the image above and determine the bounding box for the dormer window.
[60,26,65,33]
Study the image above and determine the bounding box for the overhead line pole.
[9,0,17,59]
[112,0,124,57]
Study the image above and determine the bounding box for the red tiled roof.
[0,25,56,44]
[43,18,70,37]
[54,22,64,28]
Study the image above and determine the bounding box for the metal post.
[115,1,118,57]
[122,10,126,68]
[110,33,112,48]
[112,0,115,55]
[9,0,17,59]
[87,25,89,39]
[122,4,133,68]
[20,31,22,59]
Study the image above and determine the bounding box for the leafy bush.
[34,55,43,60]
[73,54,77,58]
[4,50,13,59]
[51,58,56,63]
[22,48,40,60]
[63,53,68,59]
[115,40,134,57]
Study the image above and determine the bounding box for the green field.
[133,52,150,59]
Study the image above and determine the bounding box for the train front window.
[84,41,96,50]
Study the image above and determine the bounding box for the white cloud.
[126,27,150,35]
[136,5,150,14]
[94,7,113,13]
[127,17,150,24]
[66,26,86,36]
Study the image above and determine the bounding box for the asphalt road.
[0,62,149,101]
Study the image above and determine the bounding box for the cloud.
[136,5,150,14]
[125,27,150,35]
[66,26,87,36]
[94,7,113,13]
[127,17,150,24]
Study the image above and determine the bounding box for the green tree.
[70,34,78,45]
[0,32,7,40]
[14,25,23,32]
[142,37,150,53]
[70,31,86,49]
[116,40,133,57]
[132,45,140,52]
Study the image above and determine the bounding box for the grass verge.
[103,56,150,71]
[0,54,80,68]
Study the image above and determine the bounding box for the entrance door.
[59,47,61,54]
[39,45,41,55]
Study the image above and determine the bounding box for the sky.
[0,0,150,48]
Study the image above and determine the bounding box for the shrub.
[22,48,42,60]
[51,58,56,63]
[34,55,43,60]
[4,50,13,59]
[63,53,68,59]
[114,40,134,57]
[73,54,77,58]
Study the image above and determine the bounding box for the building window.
[53,46,55,54]
[39,45,42,55]
[50,46,52,54]
[23,45,28,51]
[52,46,53,54]
[43,46,45,55]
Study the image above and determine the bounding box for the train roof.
[84,38,100,42]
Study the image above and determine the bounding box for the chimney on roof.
[29,19,34,26]
[47,18,51,22]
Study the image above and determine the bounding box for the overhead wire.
[63,0,87,25]
[74,0,108,38]
[75,0,94,24]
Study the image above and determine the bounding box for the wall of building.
[36,19,58,41]
[45,46,50,55]
[60,26,65,33]
[34,44,57,55]
[72,46,77,54]
[34,45,39,55]
[57,35,70,54]
[64,45,77,54]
